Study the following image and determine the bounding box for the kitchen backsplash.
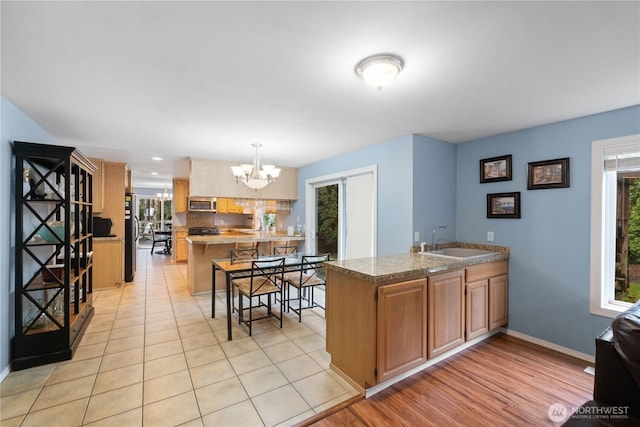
[186,212,252,228]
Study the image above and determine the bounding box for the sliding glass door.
[306,166,377,260]
[316,184,339,260]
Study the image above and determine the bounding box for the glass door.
[307,166,377,261]
[316,184,339,260]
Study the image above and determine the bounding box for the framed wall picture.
[487,192,521,218]
[527,157,570,190]
[480,155,512,183]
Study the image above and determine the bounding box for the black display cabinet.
[12,141,95,370]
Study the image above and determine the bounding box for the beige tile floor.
[1,248,359,426]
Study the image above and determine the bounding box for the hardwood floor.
[305,334,594,426]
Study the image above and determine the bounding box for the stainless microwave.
[188,196,217,212]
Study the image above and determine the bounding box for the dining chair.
[150,229,169,254]
[235,241,259,255]
[231,257,285,336]
[283,253,330,322]
[230,247,258,264]
[273,244,298,256]
[229,247,259,314]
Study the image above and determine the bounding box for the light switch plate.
[487,231,494,242]
[414,231,419,242]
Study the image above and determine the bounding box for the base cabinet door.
[489,274,508,330]
[174,231,188,262]
[93,239,124,289]
[428,270,465,359]
[377,279,427,383]
[466,280,489,340]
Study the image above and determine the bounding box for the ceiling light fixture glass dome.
[355,54,404,91]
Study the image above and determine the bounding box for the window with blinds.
[591,135,640,316]
[603,142,640,172]
[602,137,640,305]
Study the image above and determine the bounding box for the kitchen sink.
[419,247,498,259]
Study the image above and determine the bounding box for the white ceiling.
[2,1,639,189]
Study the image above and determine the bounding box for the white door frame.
[304,165,378,258]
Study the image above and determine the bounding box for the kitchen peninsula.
[324,244,509,395]
[186,229,304,295]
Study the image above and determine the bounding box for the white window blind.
[603,141,640,171]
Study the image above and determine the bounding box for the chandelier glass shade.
[231,143,281,190]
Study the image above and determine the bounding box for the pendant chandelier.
[230,143,281,190]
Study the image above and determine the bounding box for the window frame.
[590,134,640,318]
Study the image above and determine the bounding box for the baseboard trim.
[329,363,365,396]
[365,329,502,398]
[503,328,595,364]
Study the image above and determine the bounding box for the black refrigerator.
[125,193,137,282]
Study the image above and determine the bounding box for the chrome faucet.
[432,225,448,251]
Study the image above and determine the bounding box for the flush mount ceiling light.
[355,53,404,91]
[230,143,281,190]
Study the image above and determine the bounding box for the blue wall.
[456,105,640,355]
[1,97,58,378]
[295,134,459,256]
[413,134,457,246]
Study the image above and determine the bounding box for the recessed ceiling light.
[355,53,404,91]
[152,156,163,161]
[151,172,159,175]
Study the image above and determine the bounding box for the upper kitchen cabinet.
[89,158,104,213]
[100,162,127,238]
[173,178,189,213]
[189,158,297,200]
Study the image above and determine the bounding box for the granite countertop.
[325,243,509,285]
[187,232,304,245]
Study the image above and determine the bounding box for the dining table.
[211,253,317,340]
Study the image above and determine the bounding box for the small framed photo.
[480,155,512,183]
[487,192,521,218]
[527,157,570,190]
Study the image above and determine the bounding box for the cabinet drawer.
[465,260,507,282]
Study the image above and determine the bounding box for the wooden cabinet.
[173,178,189,213]
[428,269,465,359]
[216,197,228,213]
[489,273,508,330]
[465,280,489,340]
[216,197,244,214]
[13,141,95,370]
[101,162,127,238]
[89,158,104,213]
[377,279,427,383]
[265,200,277,213]
[466,260,508,334]
[174,230,188,262]
[93,239,124,288]
[326,258,508,390]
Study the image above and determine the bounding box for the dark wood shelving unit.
[12,141,96,370]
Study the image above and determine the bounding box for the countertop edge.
[187,234,305,245]
[326,245,509,285]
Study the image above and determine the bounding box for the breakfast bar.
[186,229,305,295]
